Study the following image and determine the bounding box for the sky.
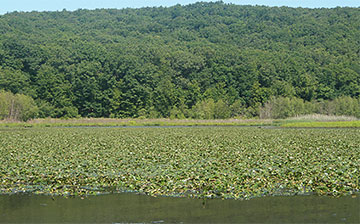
[1,0,359,15]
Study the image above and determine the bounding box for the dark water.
[0,194,359,223]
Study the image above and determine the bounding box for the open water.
[0,193,359,223]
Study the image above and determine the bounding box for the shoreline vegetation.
[0,114,359,128]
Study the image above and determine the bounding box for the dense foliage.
[260,96,360,119]
[0,127,359,198]
[0,90,38,121]
[0,2,359,118]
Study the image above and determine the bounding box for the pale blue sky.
[1,0,359,15]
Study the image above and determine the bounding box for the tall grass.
[282,120,360,128]
[0,118,274,127]
[284,114,358,122]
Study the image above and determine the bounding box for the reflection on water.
[0,193,359,223]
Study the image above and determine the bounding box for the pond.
[0,193,359,223]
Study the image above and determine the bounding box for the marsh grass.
[1,115,360,128]
[0,118,273,127]
[279,114,360,127]
[282,120,360,128]
[284,114,358,122]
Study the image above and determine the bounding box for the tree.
[0,90,38,121]
[0,3,358,119]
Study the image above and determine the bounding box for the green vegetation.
[283,114,358,122]
[0,118,272,128]
[0,127,358,198]
[281,120,360,128]
[260,96,360,119]
[276,114,360,127]
[0,2,359,119]
[1,115,359,128]
[0,90,38,121]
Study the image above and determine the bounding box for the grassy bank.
[278,114,360,128]
[281,120,360,128]
[0,118,273,128]
[1,114,359,128]
[0,127,358,199]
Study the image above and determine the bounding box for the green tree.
[0,90,38,121]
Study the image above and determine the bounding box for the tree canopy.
[0,2,359,119]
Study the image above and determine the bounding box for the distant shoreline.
[1,117,359,128]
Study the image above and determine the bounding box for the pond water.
[0,193,359,223]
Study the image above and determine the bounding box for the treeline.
[173,96,360,119]
[0,2,359,120]
[1,89,359,121]
[260,96,360,119]
[0,90,38,121]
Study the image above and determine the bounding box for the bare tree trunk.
[9,98,14,120]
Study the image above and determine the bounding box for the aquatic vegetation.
[0,127,359,199]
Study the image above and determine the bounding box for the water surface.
[1,193,359,223]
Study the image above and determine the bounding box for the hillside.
[0,2,359,119]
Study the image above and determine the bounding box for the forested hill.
[0,2,359,119]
